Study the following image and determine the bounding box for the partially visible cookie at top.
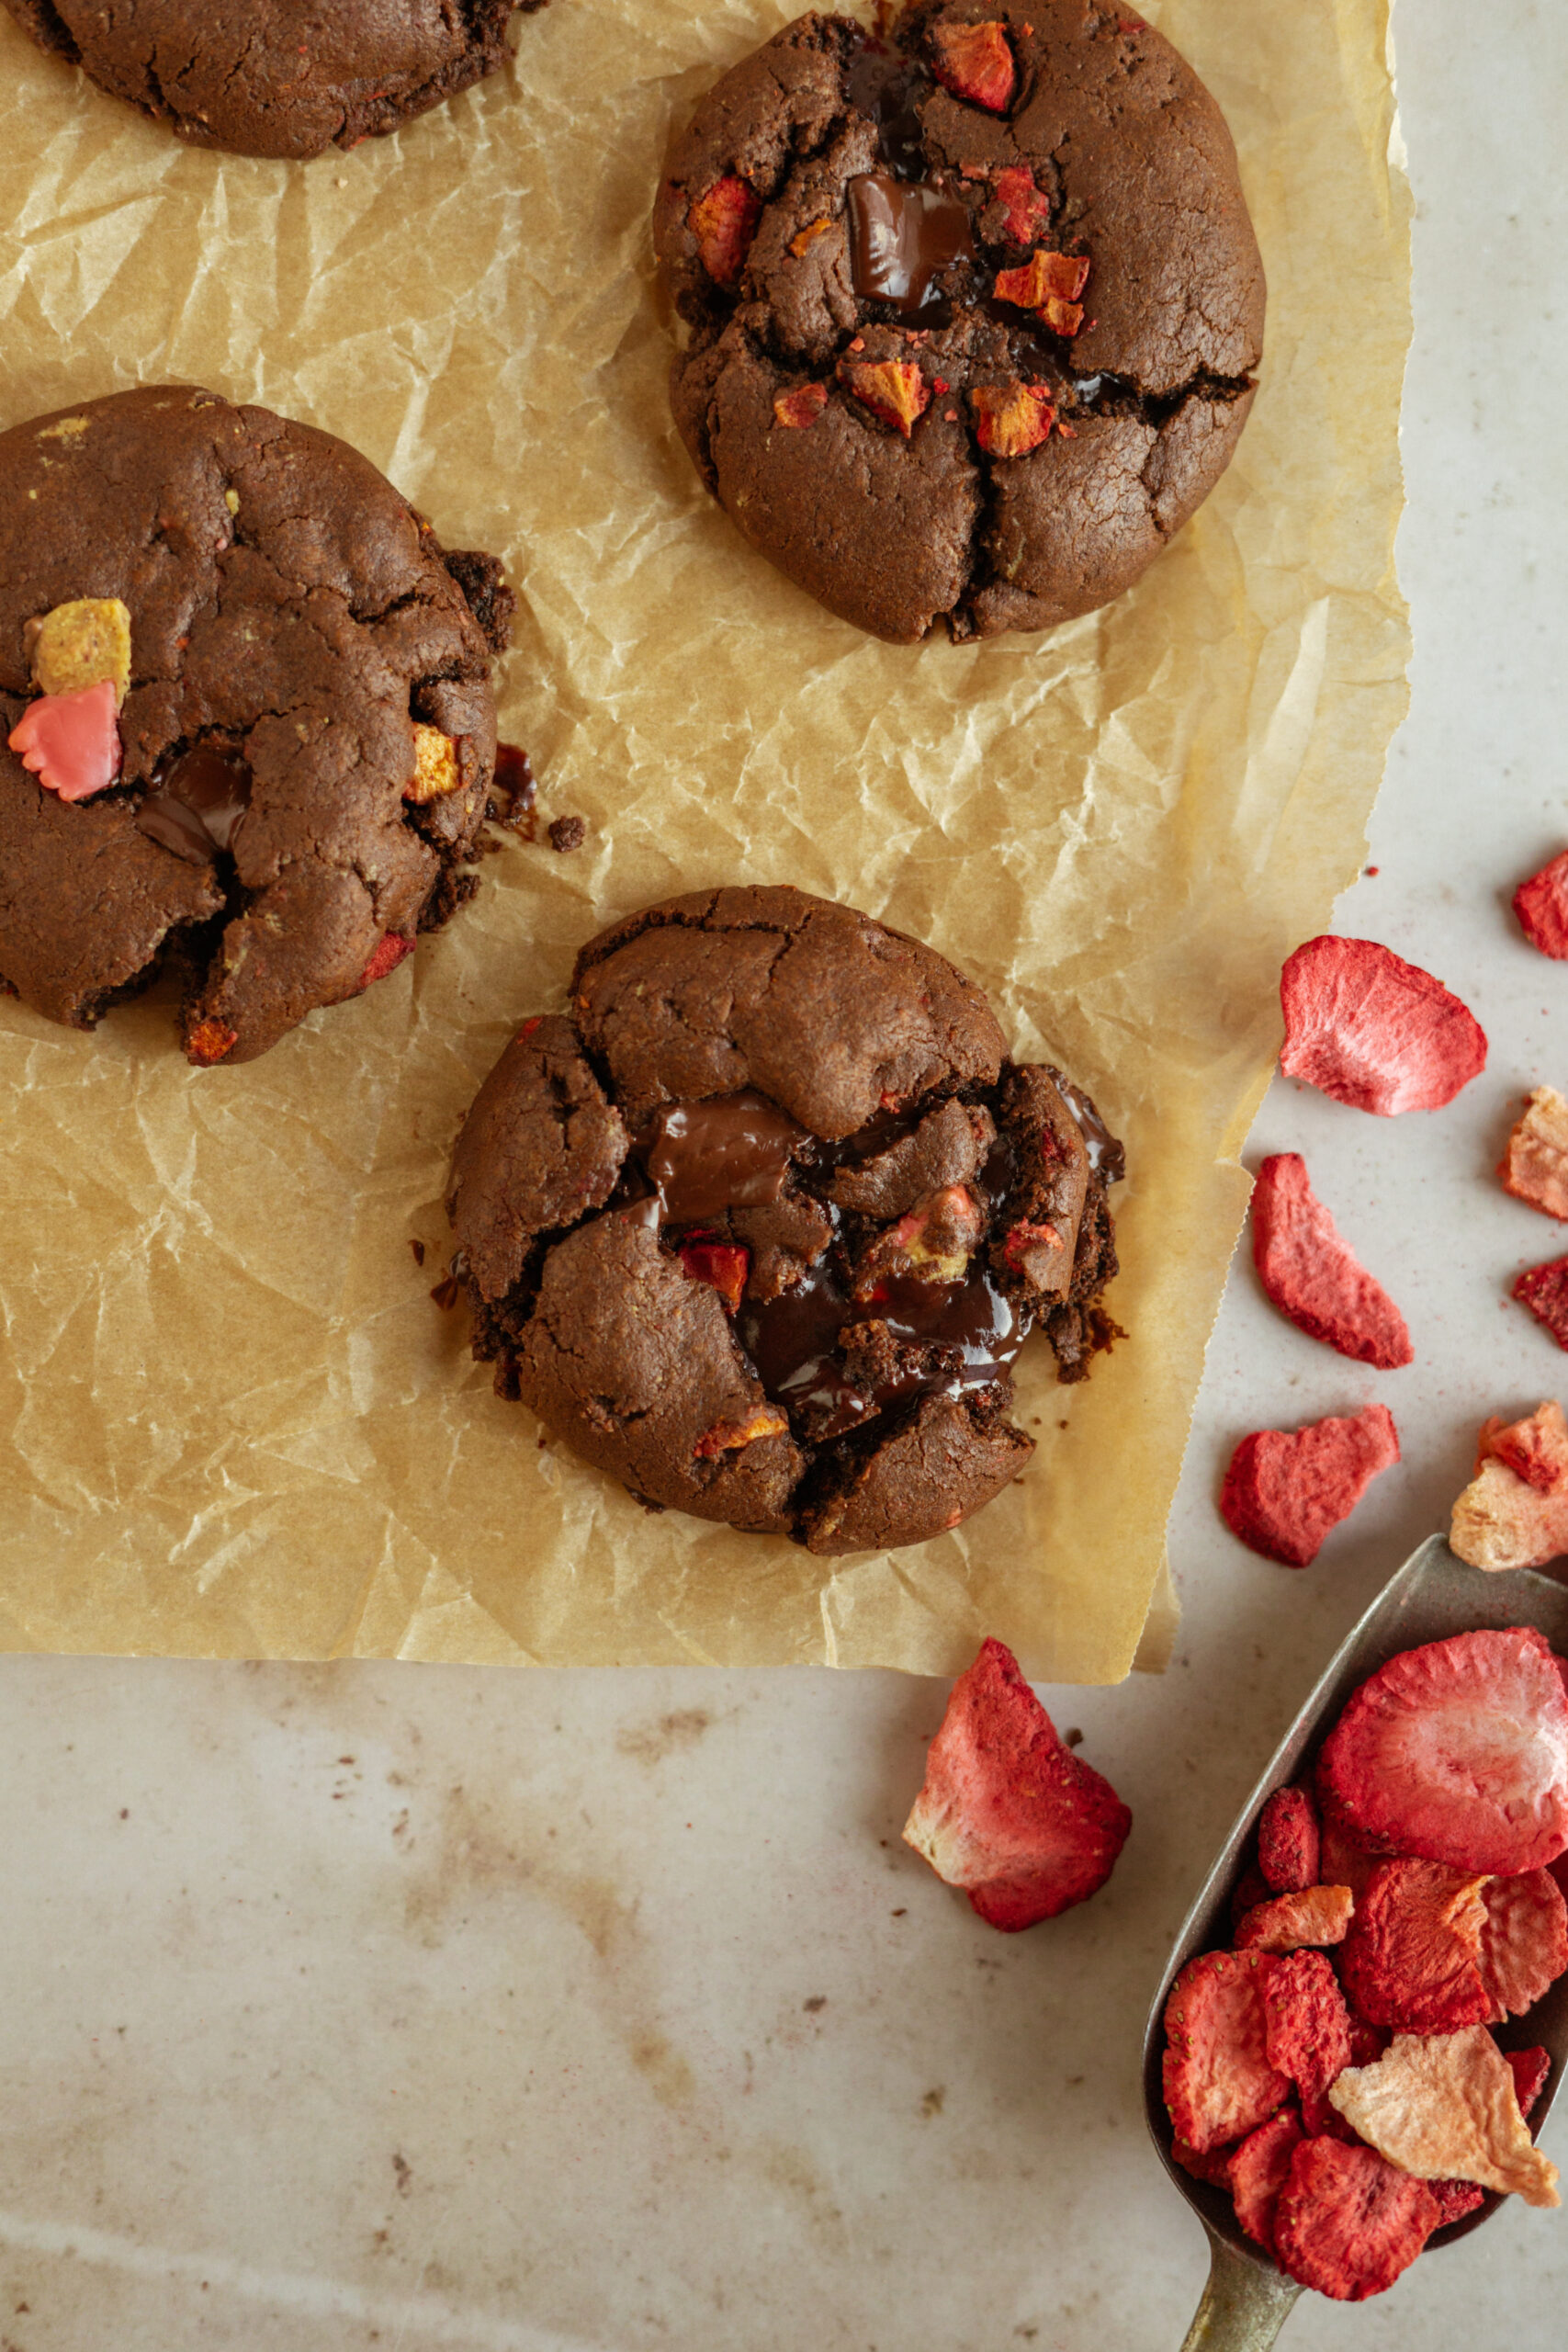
[447,886,1124,1555]
[0,384,514,1066]
[3,0,547,160]
[654,2,1265,643]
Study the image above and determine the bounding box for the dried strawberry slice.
[1318,1626,1568,1872]
[1272,2138,1439,2300]
[842,358,931,438]
[1515,849,1568,959]
[1500,1087,1568,1220]
[930,19,1016,111]
[1235,1884,1353,1954]
[1229,2105,1303,2249]
[1258,1785,1321,1894]
[990,164,1051,243]
[1317,1811,1382,1903]
[1172,2135,1235,2189]
[1262,1950,1352,2113]
[1477,1869,1568,2019]
[1516,1260,1568,1353]
[360,933,415,989]
[773,383,829,430]
[1162,1950,1288,2153]
[1279,935,1487,1115]
[1250,1154,1412,1367]
[1450,1401,1568,1567]
[678,1241,749,1313]
[1337,1859,1493,2033]
[970,382,1056,458]
[686,175,761,288]
[902,1637,1131,1929]
[1220,1404,1400,1567]
[1479,1399,1568,1491]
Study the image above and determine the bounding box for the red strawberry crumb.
[930,19,1016,111]
[1479,1398,1568,1491]
[773,383,829,430]
[991,164,1052,243]
[686,175,761,288]
[360,933,415,989]
[1162,1950,1288,2153]
[1515,850,1568,958]
[1230,2105,1304,2248]
[1258,1786,1321,1894]
[1220,1405,1400,1567]
[993,249,1090,336]
[678,1241,749,1314]
[1279,935,1487,1115]
[902,1636,1131,1931]
[1251,1154,1413,1368]
[1272,2138,1439,2300]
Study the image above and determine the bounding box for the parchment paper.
[0,0,1410,1680]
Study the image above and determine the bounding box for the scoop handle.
[1179,2231,1301,2350]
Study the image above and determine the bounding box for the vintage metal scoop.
[1143,1535,1568,2349]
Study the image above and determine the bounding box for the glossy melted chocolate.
[1046,1068,1125,1182]
[847,172,975,318]
[135,743,253,864]
[844,40,931,179]
[646,1091,809,1224]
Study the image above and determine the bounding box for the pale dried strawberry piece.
[1258,1785,1321,1894]
[993,248,1090,336]
[1516,1260,1568,1354]
[1338,1860,1492,2033]
[360,933,415,989]
[931,18,1016,111]
[903,1638,1131,1931]
[8,677,122,801]
[1477,1869,1568,2019]
[1428,2047,1552,2226]
[1279,935,1487,1115]
[1220,1404,1400,1567]
[1329,2026,1561,2209]
[1450,1404,1568,1567]
[686,175,761,287]
[1318,1626,1568,1871]
[678,1241,749,1313]
[405,723,461,805]
[857,1184,983,1293]
[842,358,931,437]
[1172,2135,1235,2189]
[1250,1154,1413,1368]
[1273,2137,1439,2300]
[1262,1951,1353,2109]
[1230,2105,1303,2248]
[773,383,829,429]
[693,1404,790,1459]
[1236,1883,1354,1955]
[1500,1087,1568,1219]
[186,1016,238,1069]
[990,164,1051,243]
[1514,850,1568,959]
[1162,1950,1288,2153]
[970,381,1056,457]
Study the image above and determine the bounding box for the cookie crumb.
[548,815,587,854]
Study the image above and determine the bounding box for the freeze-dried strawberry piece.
[1501,1087,1568,1220]
[1162,1951,1288,2153]
[1230,2106,1303,2249]
[1427,2176,1484,2228]
[1279,935,1487,1115]
[1258,1786,1321,1894]
[693,1404,789,1459]
[1516,1261,1568,1353]
[999,1217,1067,1284]
[773,383,829,429]
[1427,2049,1551,2223]
[970,382,1056,457]
[1220,1405,1400,1567]
[931,18,1016,111]
[993,249,1090,335]
[1347,2013,1391,2069]
[1329,2026,1561,2209]
[1318,1626,1568,1871]
[1250,1154,1413,1368]
[679,1241,749,1313]
[1172,2135,1235,2189]
[1273,2136,1439,2300]
[990,164,1051,244]
[1451,1403,1568,1566]
[1514,850,1568,959]
[360,933,415,989]
[686,175,761,287]
[843,358,931,438]
[1318,1812,1383,1903]
[1236,1884,1354,1954]
[8,677,122,801]
[186,1016,238,1069]
[1229,1862,1271,1929]
[1263,1951,1353,2110]
[902,1637,1130,1930]
[1338,1860,1492,2034]
[1477,1869,1568,2019]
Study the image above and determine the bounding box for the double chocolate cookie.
[447,887,1122,1555]
[0,386,513,1065]
[4,0,546,161]
[655,2,1265,642]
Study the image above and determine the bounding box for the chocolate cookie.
[0,385,513,1066]
[654,3,1264,642]
[447,887,1122,1555]
[5,0,546,161]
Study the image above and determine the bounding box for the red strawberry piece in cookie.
[1279,936,1487,1115]
[679,1241,750,1315]
[1337,1860,1493,2034]
[1250,1154,1413,1368]
[1318,1627,1568,1873]
[930,18,1016,111]
[360,933,415,989]
[1220,1405,1400,1567]
[1162,1950,1288,2154]
[1258,1785,1321,1894]
[902,1637,1131,1929]
[687,176,762,288]
[1272,2137,1439,2301]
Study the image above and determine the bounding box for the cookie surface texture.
[654,3,1265,642]
[4,0,544,160]
[0,385,513,1065]
[448,887,1123,1555]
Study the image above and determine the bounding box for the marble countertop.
[5,2,1566,2345]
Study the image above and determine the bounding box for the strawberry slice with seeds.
[1251,1153,1413,1367]
[1162,1950,1288,2153]
[902,1637,1131,1930]
[1279,935,1487,1115]
[1229,2105,1303,2249]
[1262,1951,1353,2115]
[1318,1626,1568,1873]
[1258,1785,1321,1894]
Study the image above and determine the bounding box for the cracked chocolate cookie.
[447,886,1122,1555]
[0,385,513,1066]
[4,0,547,161]
[654,2,1264,642]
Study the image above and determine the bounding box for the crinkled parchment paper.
[0,0,1410,1679]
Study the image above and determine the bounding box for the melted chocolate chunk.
[1046,1067,1126,1182]
[847,173,975,318]
[488,741,537,838]
[843,40,931,179]
[644,1091,808,1224]
[135,743,253,864]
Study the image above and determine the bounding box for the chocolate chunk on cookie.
[0,385,513,1066]
[654,3,1264,642]
[449,887,1123,1555]
[5,0,547,161]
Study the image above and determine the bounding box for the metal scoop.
[1142,1534,1568,2349]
